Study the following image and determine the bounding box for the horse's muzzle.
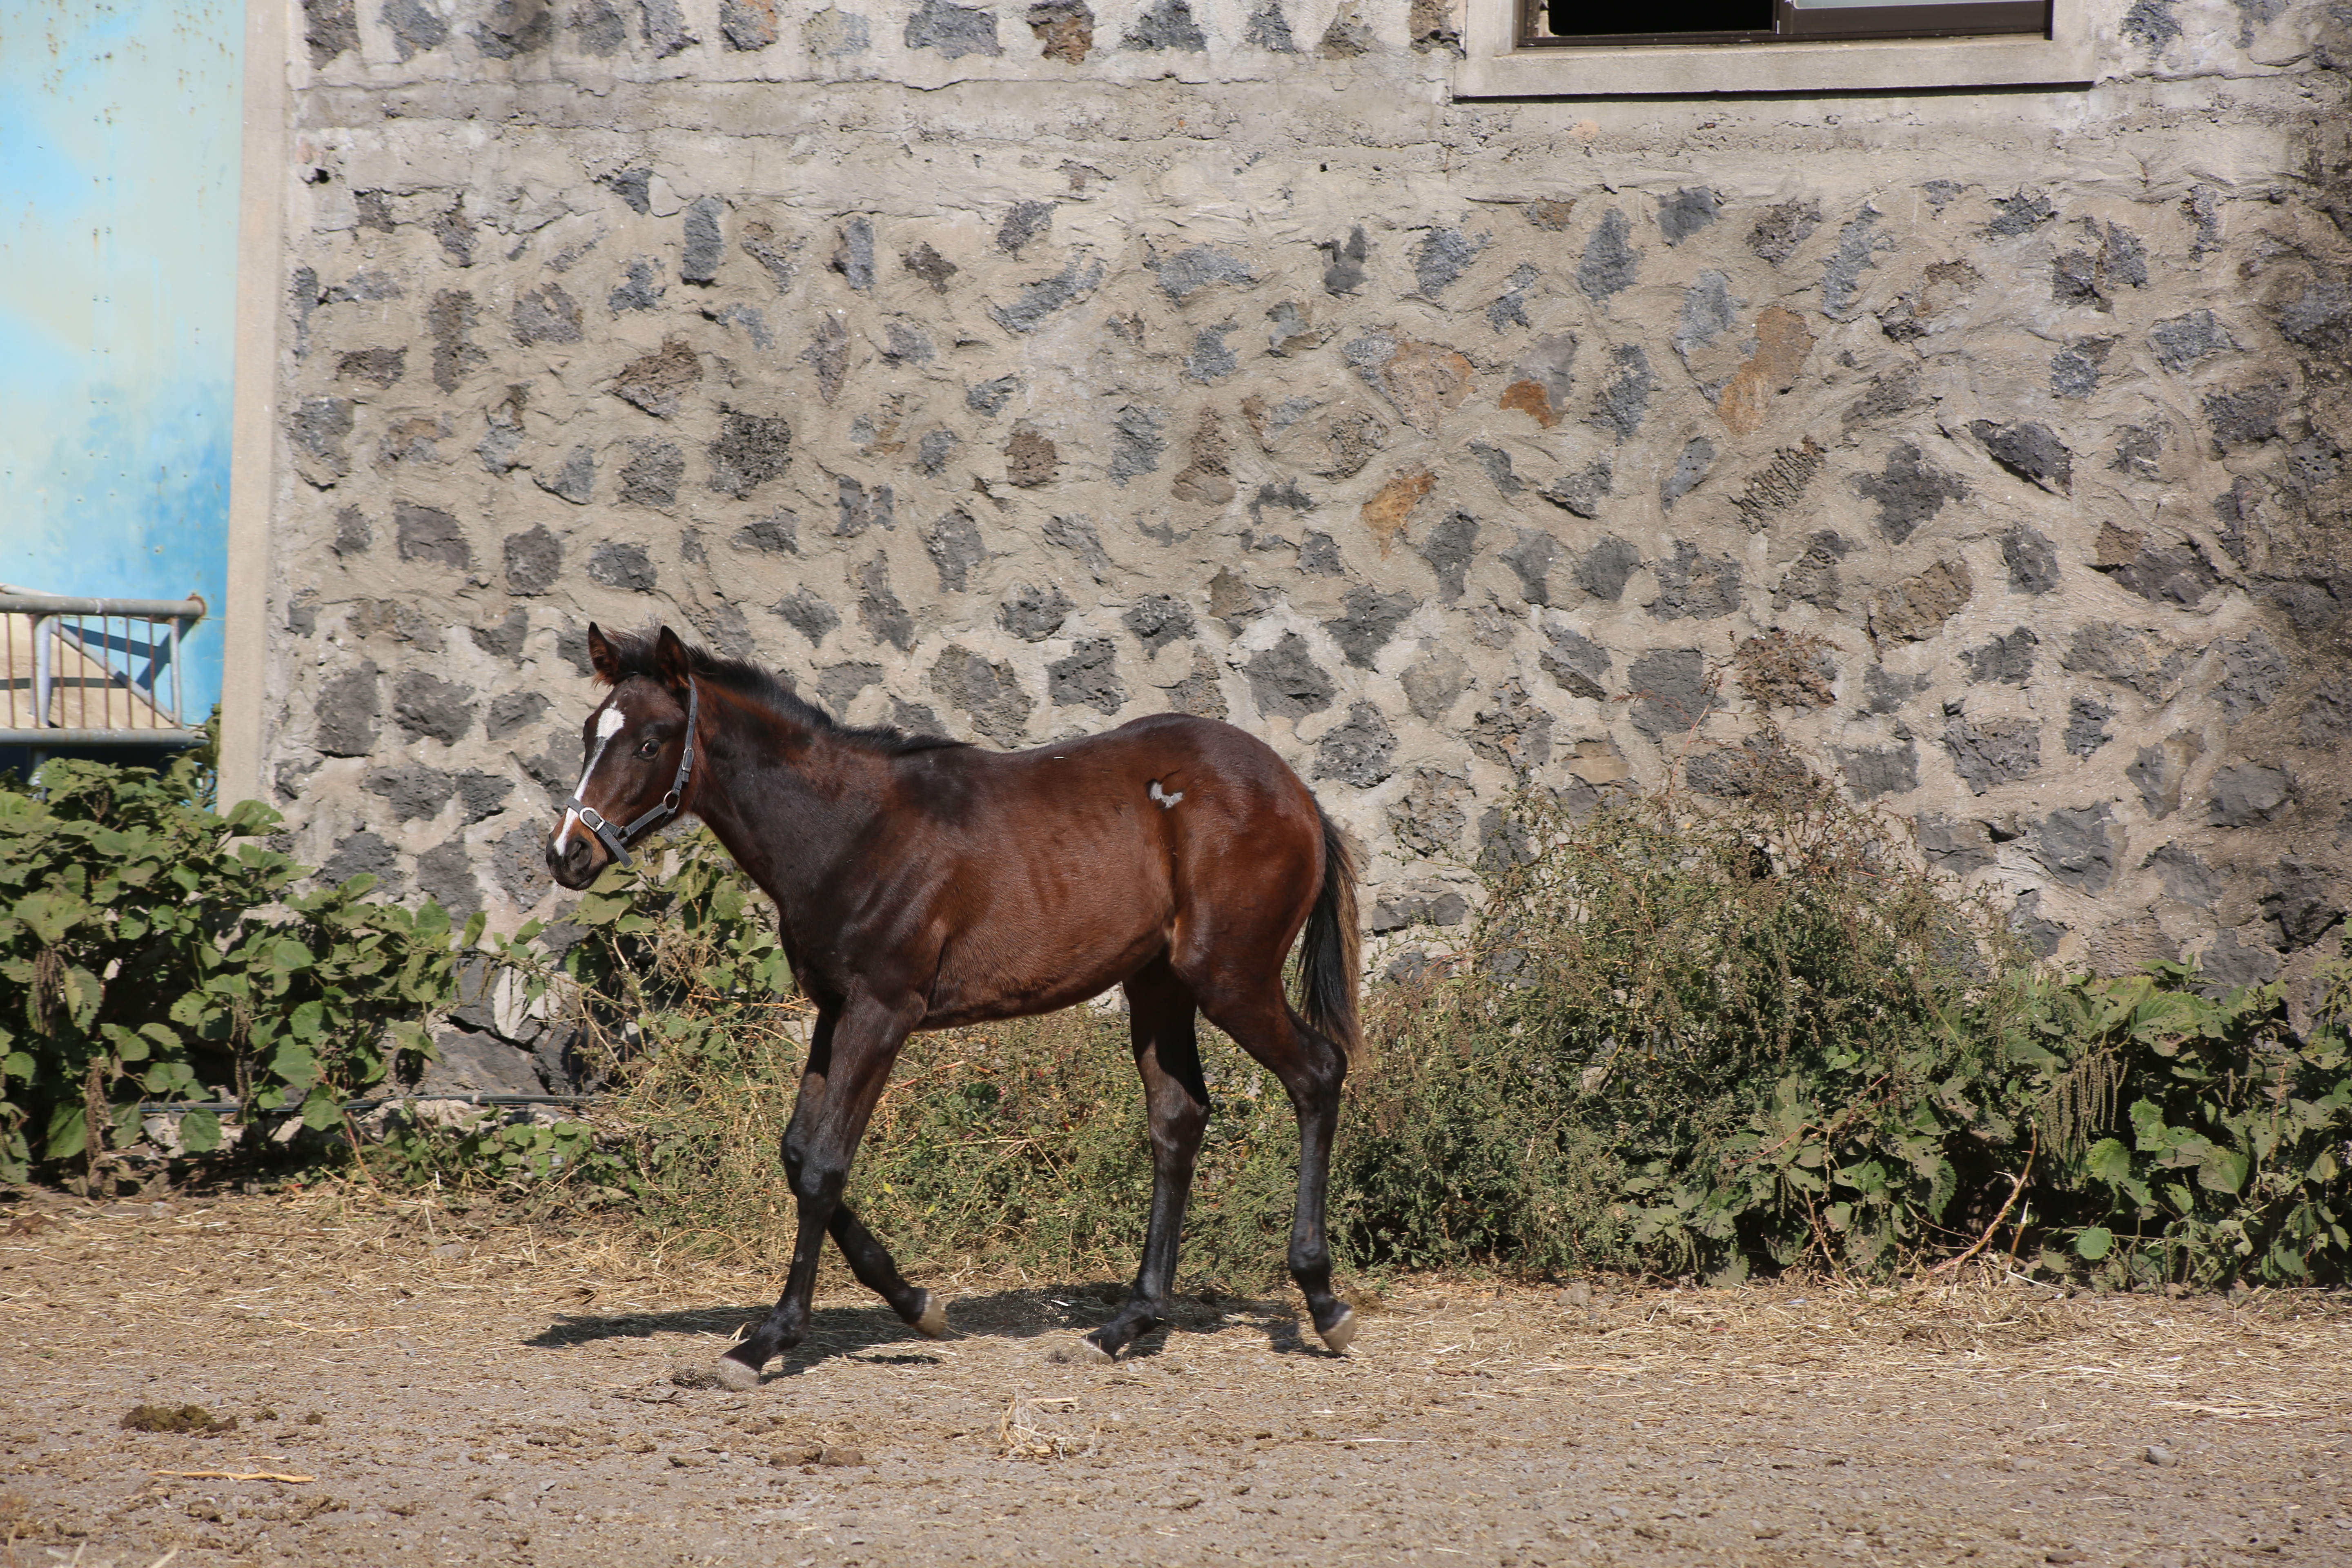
[547,826,601,890]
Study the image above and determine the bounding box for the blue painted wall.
[0,0,244,718]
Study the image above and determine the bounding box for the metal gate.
[0,589,208,749]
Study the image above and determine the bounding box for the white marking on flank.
[1149,780,1183,809]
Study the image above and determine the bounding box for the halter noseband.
[566,677,698,869]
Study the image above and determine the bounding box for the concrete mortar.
[267,0,2351,1013]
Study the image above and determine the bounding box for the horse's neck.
[693,709,880,914]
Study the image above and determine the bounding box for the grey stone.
[718,0,777,49]
[1047,638,1125,713]
[427,290,484,392]
[1962,627,2037,685]
[1368,889,1468,933]
[393,672,477,746]
[1487,263,1537,332]
[2213,631,2289,721]
[1656,186,1718,245]
[708,408,793,498]
[1586,345,1653,444]
[1985,189,2056,237]
[999,584,1073,642]
[1943,715,2041,795]
[1574,209,1638,303]
[929,647,1031,743]
[1243,0,1294,49]
[1419,511,1479,602]
[1647,542,1741,621]
[503,525,562,597]
[1325,587,1415,669]
[1184,323,1239,382]
[2111,421,2165,480]
[2200,929,2280,988]
[490,824,550,906]
[1389,768,1470,857]
[555,627,594,677]
[1539,459,1613,520]
[2127,735,2202,817]
[1044,514,1111,583]
[1315,702,1396,787]
[414,840,483,918]
[773,588,840,647]
[1123,0,1205,48]
[891,699,945,735]
[1917,814,1993,873]
[739,228,794,294]
[392,503,467,572]
[619,441,684,507]
[587,542,657,592]
[1412,227,1483,298]
[882,323,935,363]
[1820,206,1886,318]
[486,690,548,743]
[858,555,915,652]
[2060,623,2183,703]
[639,0,697,55]
[834,475,896,537]
[2279,282,2351,357]
[1659,437,1714,510]
[1673,270,1739,360]
[1319,226,1369,295]
[1775,530,1849,612]
[2203,383,2283,452]
[1862,663,1927,715]
[513,284,582,345]
[1109,405,1166,484]
[1244,633,1335,720]
[469,607,527,662]
[1401,646,1469,722]
[571,0,626,52]
[2032,804,2119,893]
[1468,679,1552,772]
[1747,199,1822,266]
[603,168,653,215]
[2012,891,2065,959]
[332,507,372,557]
[830,216,876,290]
[1538,624,1609,699]
[2149,309,2238,372]
[2093,537,2218,607]
[2262,858,2343,950]
[2002,526,2060,594]
[306,0,360,64]
[2147,842,2218,905]
[679,198,728,285]
[1571,537,1639,606]
[1969,419,2071,493]
[1122,594,1195,653]
[922,508,986,591]
[804,318,849,401]
[382,0,448,60]
[733,510,798,555]
[984,256,1105,335]
[320,829,404,897]
[915,429,960,477]
[817,662,882,714]
[614,339,702,419]
[2207,764,2290,828]
[1298,532,1343,576]
[2299,681,2352,747]
[1627,648,1716,739]
[536,446,594,506]
[967,376,1018,416]
[366,763,454,822]
[1154,245,1256,301]
[2063,697,2113,757]
[1500,529,1555,606]
[2049,336,2112,399]
[288,397,354,484]
[454,771,513,824]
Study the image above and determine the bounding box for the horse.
[544,624,1364,1387]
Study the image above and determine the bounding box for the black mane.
[598,628,969,757]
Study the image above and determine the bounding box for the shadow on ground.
[524,1281,1328,1372]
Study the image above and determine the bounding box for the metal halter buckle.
[565,677,698,869]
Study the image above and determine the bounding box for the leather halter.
[566,677,698,869]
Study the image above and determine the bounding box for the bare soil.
[4,1189,2349,1567]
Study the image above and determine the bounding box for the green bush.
[0,753,472,1186]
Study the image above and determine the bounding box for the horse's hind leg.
[828,1203,948,1337]
[1086,958,1211,1361]
[1187,978,1354,1354]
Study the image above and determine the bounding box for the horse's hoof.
[713,1355,763,1391]
[911,1291,949,1339]
[1318,1307,1359,1355]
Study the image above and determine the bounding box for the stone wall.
[268,0,2351,1050]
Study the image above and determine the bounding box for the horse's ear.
[654,625,693,692]
[586,623,621,685]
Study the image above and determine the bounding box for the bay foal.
[546,626,1363,1385]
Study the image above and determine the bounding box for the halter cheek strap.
[566,677,698,869]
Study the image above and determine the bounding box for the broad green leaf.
[299,1087,343,1132]
[2074,1226,2114,1260]
[2086,1137,2134,1185]
[177,1109,223,1153]
[2199,1145,2250,1195]
[43,1102,85,1160]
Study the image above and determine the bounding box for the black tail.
[1295,806,1363,1061]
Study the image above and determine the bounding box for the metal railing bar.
[0,592,207,618]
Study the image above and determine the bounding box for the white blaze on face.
[554,702,631,852]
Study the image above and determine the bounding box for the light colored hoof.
[1046,1334,1114,1366]
[912,1291,949,1339]
[713,1356,762,1391]
[1318,1307,1360,1355]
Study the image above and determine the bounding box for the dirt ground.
[4,1189,2349,1568]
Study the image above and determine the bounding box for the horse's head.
[546,623,701,890]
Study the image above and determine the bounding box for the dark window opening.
[1532,0,2048,45]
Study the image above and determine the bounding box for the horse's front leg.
[718,993,920,1388]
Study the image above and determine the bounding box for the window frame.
[1457,0,2093,97]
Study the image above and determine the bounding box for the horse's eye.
[637,739,659,758]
